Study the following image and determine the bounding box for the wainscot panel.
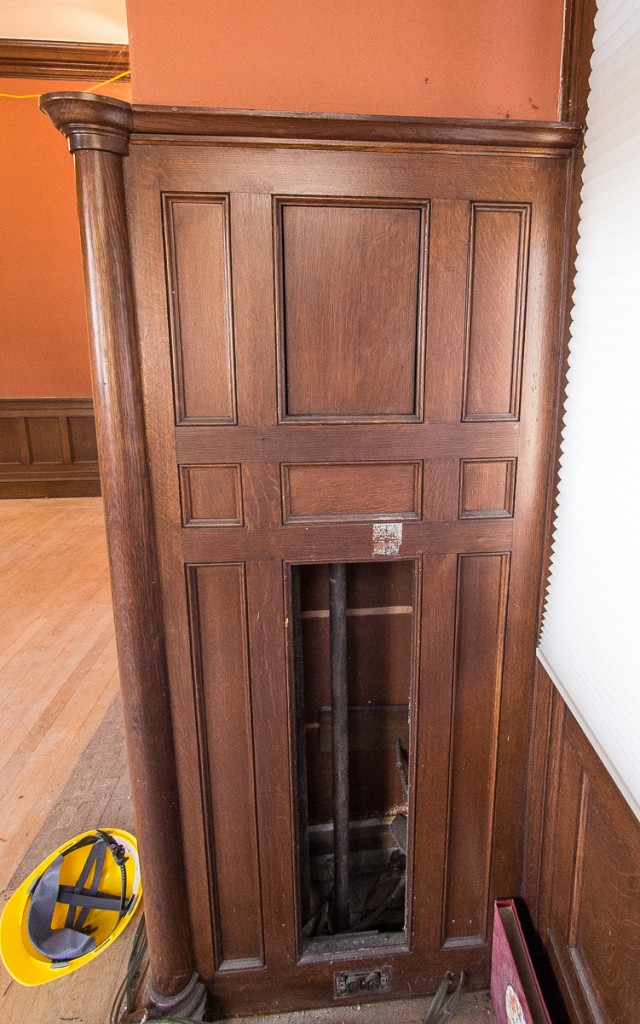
[0,399,100,498]
[524,660,640,1024]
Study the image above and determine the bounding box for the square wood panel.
[276,199,428,422]
[459,459,516,519]
[180,465,244,527]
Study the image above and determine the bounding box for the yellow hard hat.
[0,828,141,986]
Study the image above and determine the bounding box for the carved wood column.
[39,92,205,1017]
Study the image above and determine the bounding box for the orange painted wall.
[5,3,564,399]
[128,0,564,120]
[0,77,130,398]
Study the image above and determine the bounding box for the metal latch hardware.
[334,967,391,998]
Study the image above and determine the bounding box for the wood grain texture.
[459,459,516,520]
[129,104,580,149]
[0,39,129,80]
[463,204,530,422]
[187,564,263,968]
[443,553,509,946]
[282,462,422,522]
[163,194,237,424]
[525,663,640,1024]
[179,464,243,526]
[0,398,100,498]
[276,200,427,421]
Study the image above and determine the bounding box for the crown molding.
[39,91,581,155]
[131,104,581,151]
[0,39,128,81]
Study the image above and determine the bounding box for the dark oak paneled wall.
[525,662,640,1024]
[41,93,584,1017]
[0,398,99,498]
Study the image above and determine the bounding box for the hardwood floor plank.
[0,499,119,887]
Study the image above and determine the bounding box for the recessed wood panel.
[533,680,640,1024]
[463,204,530,422]
[568,780,640,1024]
[187,564,263,967]
[180,465,243,527]
[443,552,509,945]
[282,461,422,522]
[27,417,63,463]
[68,416,98,463]
[163,195,237,424]
[459,459,516,519]
[277,199,427,421]
[0,418,23,464]
[0,400,100,498]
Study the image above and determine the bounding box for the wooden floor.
[0,498,134,1023]
[0,499,118,891]
[0,498,496,1023]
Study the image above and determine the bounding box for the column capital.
[40,91,133,155]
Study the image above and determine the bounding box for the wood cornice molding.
[40,91,133,154]
[0,38,129,81]
[131,105,581,150]
[39,91,581,153]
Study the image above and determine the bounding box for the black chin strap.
[27,831,131,964]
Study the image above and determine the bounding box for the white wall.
[539,0,640,820]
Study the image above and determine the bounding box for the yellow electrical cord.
[0,68,130,99]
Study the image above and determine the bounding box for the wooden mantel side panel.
[39,92,582,1018]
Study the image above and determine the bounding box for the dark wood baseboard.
[525,660,640,1024]
[0,398,101,498]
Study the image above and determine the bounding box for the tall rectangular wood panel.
[42,96,577,1017]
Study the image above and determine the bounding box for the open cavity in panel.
[288,560,419,955]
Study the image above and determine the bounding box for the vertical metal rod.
[292,566,311,926]
[329,562,350,932]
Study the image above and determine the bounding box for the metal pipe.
[292,566,311,926]
[329,562,350,932]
